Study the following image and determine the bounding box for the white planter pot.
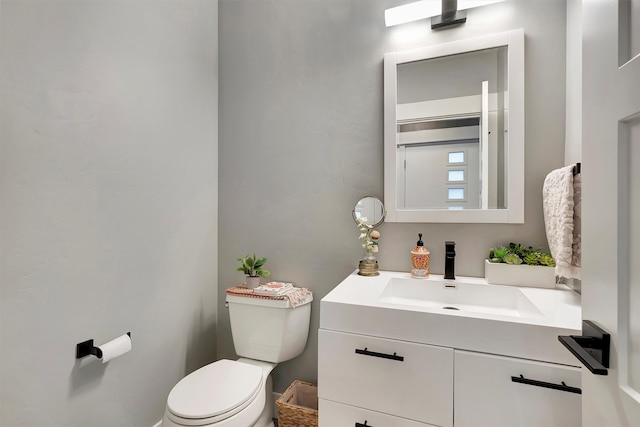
[484,259,556,288]
[245,276,261,289]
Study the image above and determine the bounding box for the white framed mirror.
[384,29,524,223]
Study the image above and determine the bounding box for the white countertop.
[320,270,582,366]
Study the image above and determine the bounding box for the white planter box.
[484,259,556,288]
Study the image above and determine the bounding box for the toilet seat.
[166,359,263,426]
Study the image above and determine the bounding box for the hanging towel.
[543,164,581,279]
[571,172,582,276]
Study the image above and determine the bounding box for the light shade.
[385,0,507,27]
[458,0,506,11]
[385,0,441,27]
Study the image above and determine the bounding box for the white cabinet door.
[454,350,581,427]
[318,329,454,427]
[319,399,439,427]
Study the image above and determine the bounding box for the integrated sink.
[321,270,583,367]
[379,277,545,319]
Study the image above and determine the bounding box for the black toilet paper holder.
[75,332,131,359]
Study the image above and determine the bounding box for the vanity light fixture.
[385,0,506,29]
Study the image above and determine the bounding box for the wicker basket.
[276,380,318,427]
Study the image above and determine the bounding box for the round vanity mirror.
[352,196,386,228]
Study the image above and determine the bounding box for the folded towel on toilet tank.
[226,285,312,308]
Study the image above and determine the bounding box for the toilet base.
[252,374,274,427]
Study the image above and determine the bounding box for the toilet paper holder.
[76,332,131,359]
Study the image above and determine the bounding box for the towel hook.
[573,162,581,176]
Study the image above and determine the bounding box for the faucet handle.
[445,241,456,255]
[444,241,456,280]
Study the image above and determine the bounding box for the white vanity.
[318,271,582,427]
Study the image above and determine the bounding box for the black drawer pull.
[355,347,404,361]
[511,374,582,394]
[355,422,372,427]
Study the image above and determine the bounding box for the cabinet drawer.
[319,399,439,427]
[318,329,453,427]
[454,350,581,427]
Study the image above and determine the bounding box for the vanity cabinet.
[318,271,583,427]
[318,329,453,427]
[318,332,581,427]
[319,399,439,427]
[454,351,581,427]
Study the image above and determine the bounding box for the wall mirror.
[384,29,524,223]
[353,196,385,228]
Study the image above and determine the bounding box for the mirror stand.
[358,259,380,277]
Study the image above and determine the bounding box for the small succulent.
[488,243,554,267]
[539,254,556,267]
[489,246,508,261]
[503,253,523,265]
[523,252,541,265]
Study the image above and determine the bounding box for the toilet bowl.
[161,359,275,427]
[161,292,312,427]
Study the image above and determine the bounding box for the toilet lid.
[167,359,263,420]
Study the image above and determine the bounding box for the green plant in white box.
[486,243,556,288]
[489,243,555,267]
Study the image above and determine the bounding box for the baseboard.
[273,391,282,419]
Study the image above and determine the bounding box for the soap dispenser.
[411,233,430,278]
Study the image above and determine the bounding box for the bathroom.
[1,0,638,426]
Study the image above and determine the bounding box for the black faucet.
[444,241,456,280]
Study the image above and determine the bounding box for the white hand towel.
[543,165,581,279]
[571,172,582,277]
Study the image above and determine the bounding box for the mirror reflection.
[396,46,508,210]
[352,196,385,228]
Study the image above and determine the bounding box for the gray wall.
[0,1,218,426]
[218,0,567,393]
[565,0,582,165]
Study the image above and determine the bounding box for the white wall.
[219,0,567,394]
[0,1,218,426]
[565,0,582,165]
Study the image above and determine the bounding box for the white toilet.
[161,293,313,427]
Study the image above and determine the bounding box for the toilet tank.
[226,294,312,363]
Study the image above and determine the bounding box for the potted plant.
[237,254,270,289]
[485,243,556,288]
